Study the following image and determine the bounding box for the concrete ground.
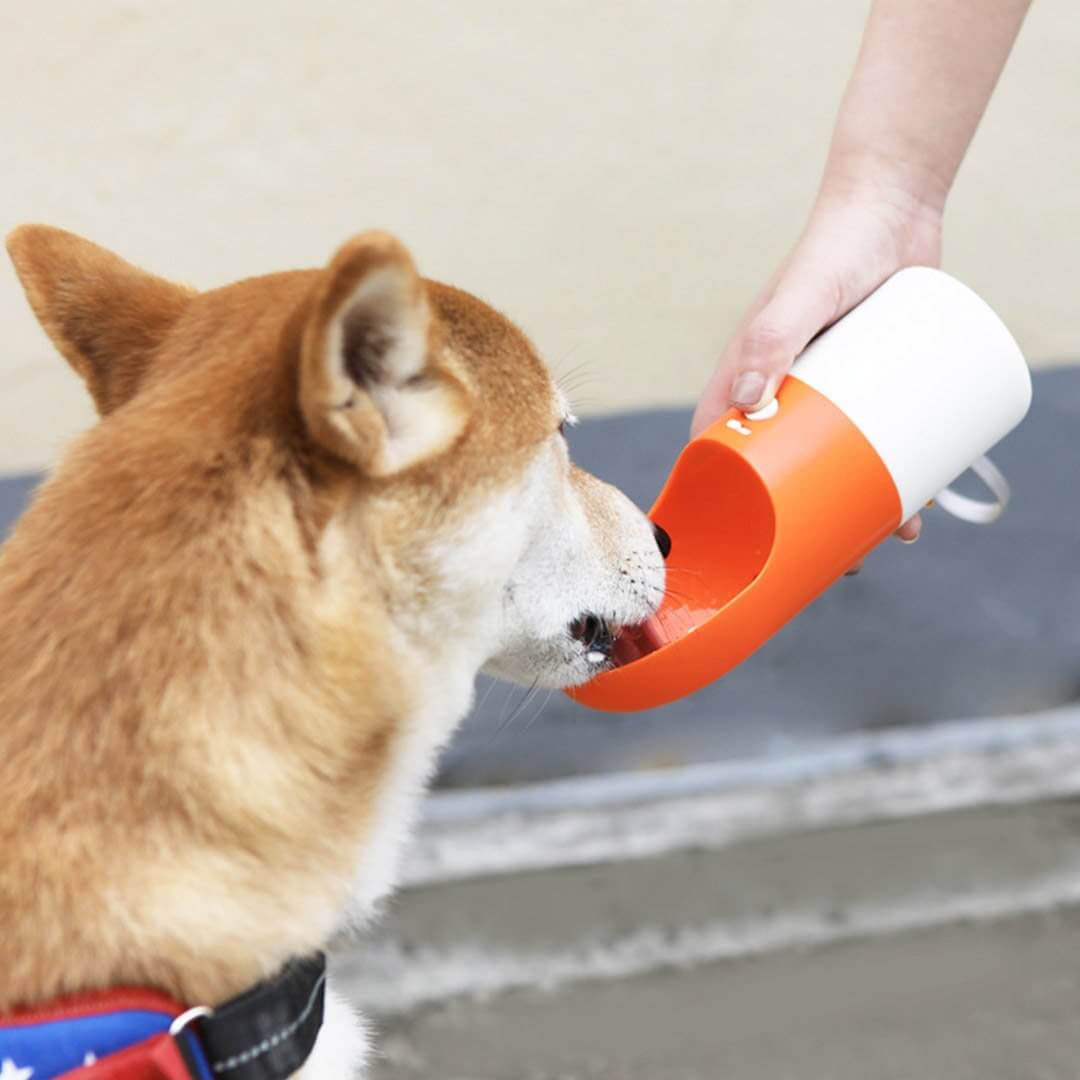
[367,907,1080,1080]
[336,717,1080,1079]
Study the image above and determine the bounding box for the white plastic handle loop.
[934,454,1011,525]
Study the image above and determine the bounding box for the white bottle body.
[792,268,1032,521]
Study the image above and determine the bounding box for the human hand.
[693,177,944,545]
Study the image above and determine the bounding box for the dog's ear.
[300,231,469,476]
[6,225,193,416]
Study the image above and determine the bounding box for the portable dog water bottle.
[571,267,1032,713]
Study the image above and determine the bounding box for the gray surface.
[340,732,1080,1077]
[3,370,1078,787]
[0,473,41,529]
[368,906,1080,1080]
[339,793,1080,1014]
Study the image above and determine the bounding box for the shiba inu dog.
[0,226,667,1077]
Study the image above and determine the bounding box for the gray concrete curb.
[339,707,1080,1017]
[405,705,1080,886]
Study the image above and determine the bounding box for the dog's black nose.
[652,523,672,560]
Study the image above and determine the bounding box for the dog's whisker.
[474,676,500,716]
[554,361,603,417]
[496,678,542,735]
[493,682,518,732]
[520,687,557,733]
[508,684,544,731]
[558,374,603,396]
[554,356,592,383]
[664,565,706,580]
[664,583,698,601]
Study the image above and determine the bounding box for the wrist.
[819,144,951,221]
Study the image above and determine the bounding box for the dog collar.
[0,954,326,1080]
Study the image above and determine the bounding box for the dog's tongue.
[612,619,661,666]
[613,604,704,666]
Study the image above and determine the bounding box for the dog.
[0,226,667,1078]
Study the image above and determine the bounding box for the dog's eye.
[558,420,568,438]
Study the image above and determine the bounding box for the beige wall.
[2,1,1077,475]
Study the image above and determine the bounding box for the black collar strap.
[180,953,326,1080]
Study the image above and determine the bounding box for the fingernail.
[897,519,922,544]
[731,371,767,408]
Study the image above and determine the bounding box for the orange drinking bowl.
[569,268,1032,713]
[569,378,900,712]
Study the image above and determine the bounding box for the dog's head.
[7,227,665,691]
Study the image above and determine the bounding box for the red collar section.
[0,986,207,1080]
[0,953,326,1080]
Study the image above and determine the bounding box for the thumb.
[693,268,842,437]
[729,269,844,408]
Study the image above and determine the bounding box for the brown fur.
[0,227,560,1009]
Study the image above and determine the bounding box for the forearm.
[823,0,1033,210]
[695,0,1033,438]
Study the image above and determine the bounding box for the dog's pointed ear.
[300,231,469,476]
[6,225,194,416]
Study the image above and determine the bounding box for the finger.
[896,514,922,543]
[690,298,809,438]
[727,267,844,411]
[847,515,920,580]
[730,267,846,414]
